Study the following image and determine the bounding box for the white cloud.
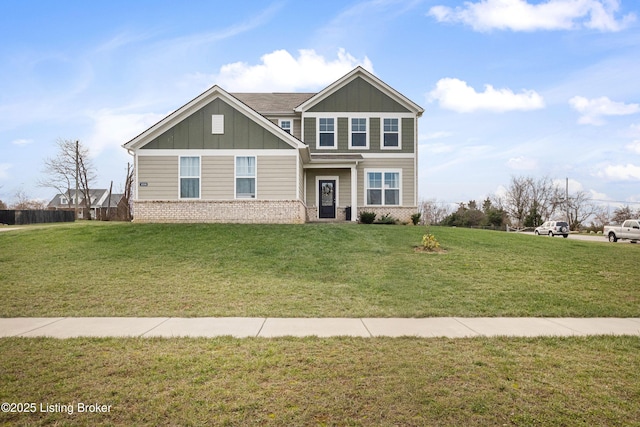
[429,78,544,113]
[507,156,538,170]
[10,139,33,146]
[202,48,374,92]
[553,178,584,192]
[627,141,640,154]
[86,109,167,155]
[0,163,11,180]
[597,164,640,181]
[569,96,640,125]
[428,0,635,32]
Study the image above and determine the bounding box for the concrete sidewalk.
[2,317,639,339]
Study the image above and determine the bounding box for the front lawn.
[0,222,637,317]
[1,336,638,426]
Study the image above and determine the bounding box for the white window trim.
[178,156,201,200]
[349,117,369,150]
[234,155,257,200]
[364,168,402,207]
[316,117,337,150]
[380,118,402,150]
[278,119,292,134]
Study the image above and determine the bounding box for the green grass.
[1,336,638,426]
[1,222,638,317]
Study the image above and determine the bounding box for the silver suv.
[534,221,569,238]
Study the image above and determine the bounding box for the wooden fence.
[0,210,76,225]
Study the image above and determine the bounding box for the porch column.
[351,165,357,222]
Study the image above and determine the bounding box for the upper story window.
[236,156,256,199]
[382,118,400,149]
[279,120,292,134]
[350,118,368,149]
[180,156,200,199]
[318,118,335,148]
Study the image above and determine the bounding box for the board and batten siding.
[137,156,179,200]
[307,77,411,113]
[140,98,294,151]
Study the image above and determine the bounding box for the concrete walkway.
[2,317,639,339]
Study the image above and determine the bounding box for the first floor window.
[236,156,256,198]
[180,157,200,198]
[319,118,335,147]
[367,171,400,205]
[383,118,399,148]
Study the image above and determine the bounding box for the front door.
[318,180,336,219]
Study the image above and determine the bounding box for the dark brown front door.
[319,180,336,219]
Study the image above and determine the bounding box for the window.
[279,120,292,134]
[366,171,400,206]
[383,118,399,148]
[236,156,256,199]
[212,115,224,134]
[350,118,367,148]
[180,157,200,198]
[318,118,335,148]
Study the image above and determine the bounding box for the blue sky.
[1,0,639,211]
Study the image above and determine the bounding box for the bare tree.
[502,176,531,227]
[611,206,634,224]
[40,139,96,218]
[11,190,47,210]
[419,199,452,225]
[566,190,596,230]
[120,162,134,221]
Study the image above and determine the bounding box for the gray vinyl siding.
[357,158,415,207]
[304,117,415,154]
[201,156,234,199]
[137,156,179,200]
[307,77,410,113]
[257,156,297,199]
[140,98,294,150]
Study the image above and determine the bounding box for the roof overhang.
[303,153,364,168]
[294,66,424,117]
[122,86,307,151]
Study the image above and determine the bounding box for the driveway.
[520,231,635,244]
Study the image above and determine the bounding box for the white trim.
[211,115,224,134]
[316,117,337,150]
[360,153,415,159]
[350,165,358,222]
[234,155,257,199]
[137,149,298,157]
[349,117,369,150]
[278,119,292,134]
[294,67,424,116]
[315,175,340,219]
[308,112,414,119]
[380,117,402,150]
[179,155,201,200]
[364,168,402,207]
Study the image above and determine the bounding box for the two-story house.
[122,67,423,223]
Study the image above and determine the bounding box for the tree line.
[420,175,640,231]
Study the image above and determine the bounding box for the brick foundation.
[356,207,417,224]
[133,200,306,224]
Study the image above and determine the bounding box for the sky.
[1,0,639,213]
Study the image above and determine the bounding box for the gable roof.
[122,86,306,151]
[294,66,424,116]
[231,93,316,115]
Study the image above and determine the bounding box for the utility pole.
[75,140,79,219]
[566,177,569,227]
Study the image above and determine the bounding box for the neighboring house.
[122,67,424,223]
[48,189,124,220]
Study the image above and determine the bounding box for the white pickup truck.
[604,219,640,243]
